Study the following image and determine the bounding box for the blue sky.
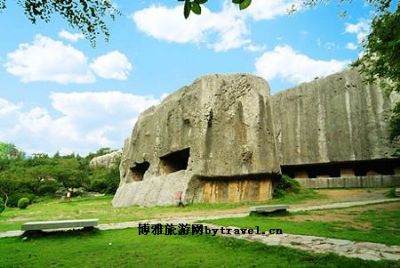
[0,0,372,155]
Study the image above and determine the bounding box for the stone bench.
[250,205,289,215]
[21,219,99,231]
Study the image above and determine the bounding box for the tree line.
[0,143,120,208]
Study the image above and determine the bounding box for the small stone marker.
[249,205,289,215]
[21,219,99,231]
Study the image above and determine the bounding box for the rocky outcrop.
[89,150,122,168]
[113,69,397,207]
[271,69,395,165]
[113,74,279,207]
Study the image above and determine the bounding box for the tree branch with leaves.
[179,0,252,19]
[0,0,119,46]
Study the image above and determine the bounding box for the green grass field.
[0,228,398,268]
[204,201,400,245]
[1,190,399,267]
[0,189,323,232]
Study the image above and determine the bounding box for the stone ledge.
[250,205,288,214]
[21,219,99,231]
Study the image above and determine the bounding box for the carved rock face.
[113,74,279,207]
[271,69,395,165]
[112,70,395,207]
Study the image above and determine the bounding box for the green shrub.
[8,192,35,207]
[0,198,4,213]
[273,175,301,198]
[17,197,30,209]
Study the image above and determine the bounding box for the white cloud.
[132,3,250,52]
[59,30,84,42]
[245,44,266,52]
[132,1,301,52]
[0,92,160,155]
[346,42,357,50]
[4,35,95,84]
[90,51,133,80]
[243,0,300,20]
[0,98,20,115]
[345,20,369,47]
[255,45,349,84]
[5,35,135,83]
[50,91,157,118]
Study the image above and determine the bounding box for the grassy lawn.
[0,189,323,232]
[0,228,398,267]
[204,201,400,245]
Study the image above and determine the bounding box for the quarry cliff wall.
[113,74,280,207]
[271,69,395,165]
[113,69,397,207]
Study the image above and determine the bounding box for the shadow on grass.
[249,210,291,217]
[21,227,99,239]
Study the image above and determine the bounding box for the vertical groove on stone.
[345,90,355,160]
[317,84,329,162]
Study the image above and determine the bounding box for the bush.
[17,197,30,209]
[0,198,4,213]
[273,175,301,198]
[8,192,36,207]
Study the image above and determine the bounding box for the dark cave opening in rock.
[160,148,190,175]
[130,161,150,181]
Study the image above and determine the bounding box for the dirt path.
[144,188,392,220]
[2,198,398,234]
[1,192,397,239]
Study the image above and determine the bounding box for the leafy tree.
[0,0,119,45]
[354,6,400,143]
[88,164,120,194]
[0,142,24,159]
[37,179,60,195]
[0,145,121,206]
[0,170,33,207]
[51,158,87,189]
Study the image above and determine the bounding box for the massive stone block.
[113,69,398,207]
[89,150,122,168]
[113,74,280,207]
[271,69,395,165]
